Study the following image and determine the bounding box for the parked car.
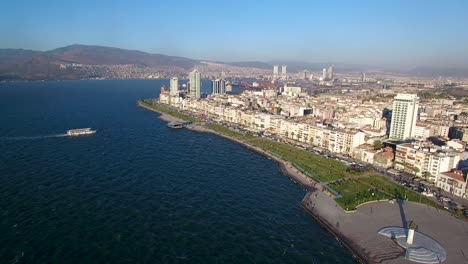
[448,201,458,208]
[422,192,434,197]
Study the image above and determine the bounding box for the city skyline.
[1,0,468,69]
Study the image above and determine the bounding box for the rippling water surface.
[0,80,356,263]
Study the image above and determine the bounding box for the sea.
[0,80,356,263]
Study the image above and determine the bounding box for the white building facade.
[170,77,178,96]
[390,94,419,140]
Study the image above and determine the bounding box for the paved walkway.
[302,190,468,264]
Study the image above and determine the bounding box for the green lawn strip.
[359,176,442,209]
[330,178,391,210]
[204,123,245,138]
[247,138,348,182]
[139,100,200,122]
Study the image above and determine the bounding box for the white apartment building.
[436,170,467,199]
[431,124,450,138]
[389,94,419,140]
[395,143,460,182]
[414,122,431,139]
[427,153,460,181]
[282,86,301,97]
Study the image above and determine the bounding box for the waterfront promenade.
[302,191,468,264]
[139,100,468,264]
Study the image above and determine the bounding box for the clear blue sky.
[2,0,467,68]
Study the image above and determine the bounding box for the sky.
[1,0,468,68]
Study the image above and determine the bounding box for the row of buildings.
[160,88,366,154]
[159,78,468,199]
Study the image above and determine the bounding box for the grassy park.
[329,178,391,210]
[248,138,348,182]
[360,176,442,209]
[204,123,245,138]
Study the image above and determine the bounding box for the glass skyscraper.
[212,79,226,95]
[189,69,201,99]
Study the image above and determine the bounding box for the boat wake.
[0,133,68,141]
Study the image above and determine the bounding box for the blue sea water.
[0,80,356,263]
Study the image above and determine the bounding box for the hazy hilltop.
[45,44,199,68]
[0,44,467,80]
[0,44,200,80]
[0,49,43,64]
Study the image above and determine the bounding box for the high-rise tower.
[389,94,419,140]
[170,77,178,96]
[273,65,279,79]
[328,65,334,80]
[189,69,201,99]
[281,65,287,80]
[212,79,226,95]
[322,68,327,80]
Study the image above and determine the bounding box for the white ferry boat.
[67,128,96,136]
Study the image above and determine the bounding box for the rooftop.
[441,170,466,182]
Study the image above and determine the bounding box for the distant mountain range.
[0,44,200,80]
[0,44,467,80]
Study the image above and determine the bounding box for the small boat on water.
[167,121,192,129]
[167,123,184,129]
[67,128,96,136]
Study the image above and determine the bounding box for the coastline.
[138,100,319,191]
[137,100,468,264]
[138,100,367,263]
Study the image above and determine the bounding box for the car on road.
[422,192,434,197]
[441,197,452,202]
[448,201,458,208]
